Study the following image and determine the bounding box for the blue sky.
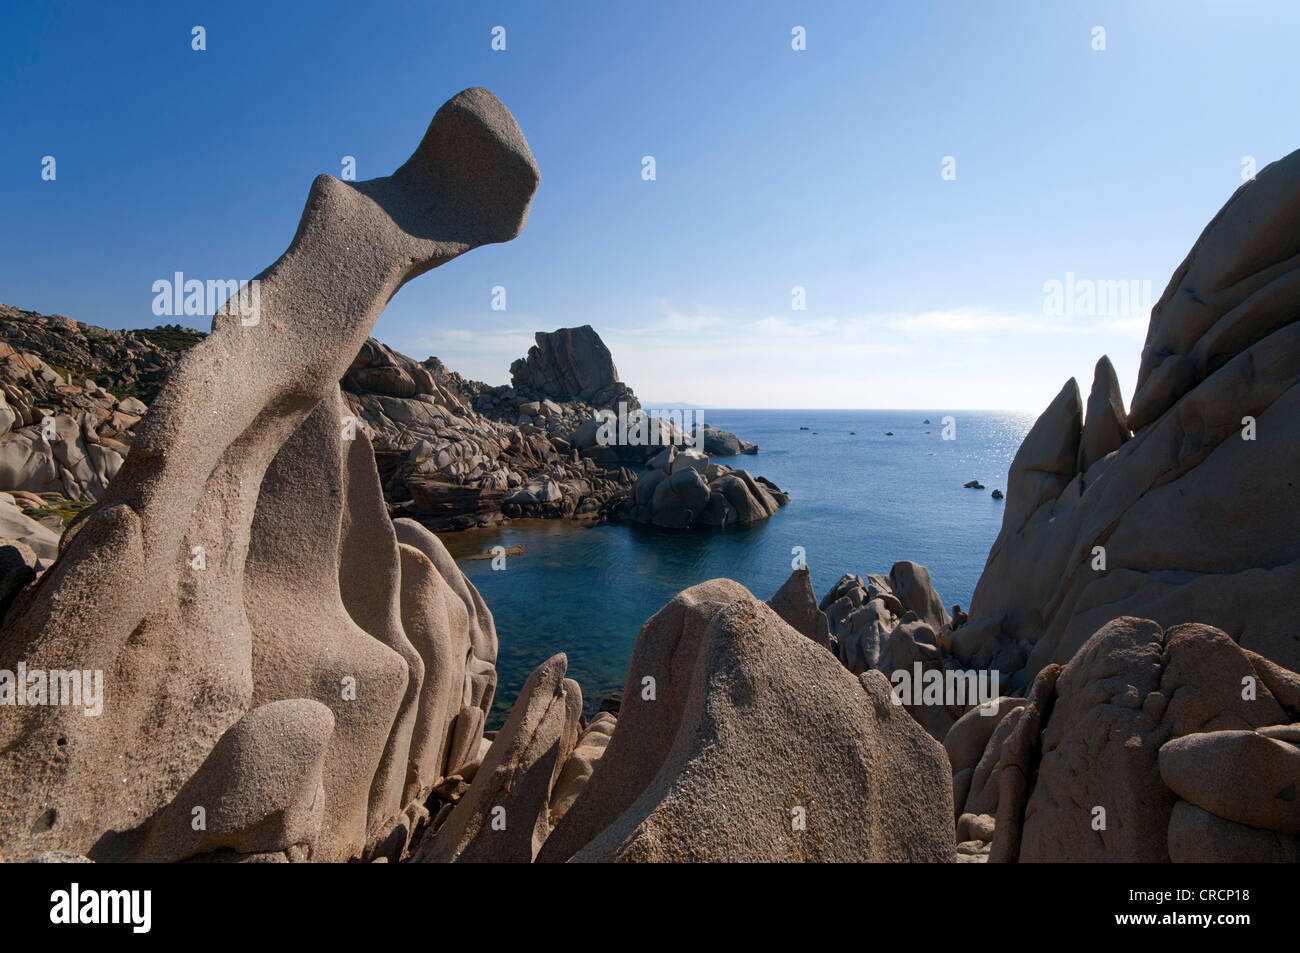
[2,0,1298,409]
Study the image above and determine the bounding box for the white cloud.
[374,302,1148,411]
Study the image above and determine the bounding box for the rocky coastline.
[0,89,1296,865]
[0,310,781,537]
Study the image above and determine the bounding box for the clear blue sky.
[2,0,1298,409]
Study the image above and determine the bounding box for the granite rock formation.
[942,617,1300,863]
[617,444,789,529]
[414,653,581,863]
[528,581,954,862]
[0,87,537,863]
[767,565,831,648]
[4,97,1298,868]
[343,336,638,530]
[699,423,757,456]
[509,325,639,410]
[963,147,1300,691]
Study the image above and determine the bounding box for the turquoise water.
[441,409,1035,725]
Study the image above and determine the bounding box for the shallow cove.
[441,409,1034,726]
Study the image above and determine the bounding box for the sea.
[439,409,1036,725]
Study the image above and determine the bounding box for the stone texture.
[1167,800,1300,862]
[1016,619,1286,862]
[120,699,333,862]
[536,579,751,862]
[540,583,954,862]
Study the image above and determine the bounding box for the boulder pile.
[615,444,789,529]
[0,321,161,502]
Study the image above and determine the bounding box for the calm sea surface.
[440,409,1035,725]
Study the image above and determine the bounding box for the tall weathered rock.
[509,325,638,410]
[1077,355,1129,475]
[1000,378,1082,539]
[965,149,1300,690]
[0,88,536,862]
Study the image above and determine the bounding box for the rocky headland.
[0,314,779,536]
[0,89,1296,864]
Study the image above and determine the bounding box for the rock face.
[537,581,955,862]
[963,147,1300,694]
[509,325,638,410]
[0,88,536,863]
[126,699,334,862]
